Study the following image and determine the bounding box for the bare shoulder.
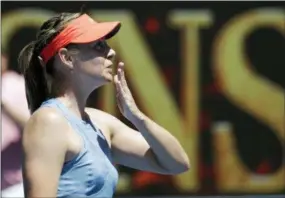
[23,107,70,151]
[85,107,118,123]
[85,108,123,139]
[25,107,69,134]
[22,107,70,197]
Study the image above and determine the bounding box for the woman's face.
[68,40,116,87]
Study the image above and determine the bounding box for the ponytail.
[17,13,83,114]
[18,42,49,114]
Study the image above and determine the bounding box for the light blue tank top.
[40,98,119,198]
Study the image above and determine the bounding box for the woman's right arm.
[22,108,69,198]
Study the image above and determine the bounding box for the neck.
[49,72,104,119]
[57,87,89,120]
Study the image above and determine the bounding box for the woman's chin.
[103,73,114,82]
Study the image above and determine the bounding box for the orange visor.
[40,14,121,63]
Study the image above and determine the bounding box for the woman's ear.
[58,48,74,71]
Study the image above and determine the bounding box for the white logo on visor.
[88,18,95,23]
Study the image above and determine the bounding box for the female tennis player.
[18,12,190,198]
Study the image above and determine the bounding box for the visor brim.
[71,21,121,43]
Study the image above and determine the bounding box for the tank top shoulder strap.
[41,98,77,123]
[41,98,88,165]
[40,98,88,143]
